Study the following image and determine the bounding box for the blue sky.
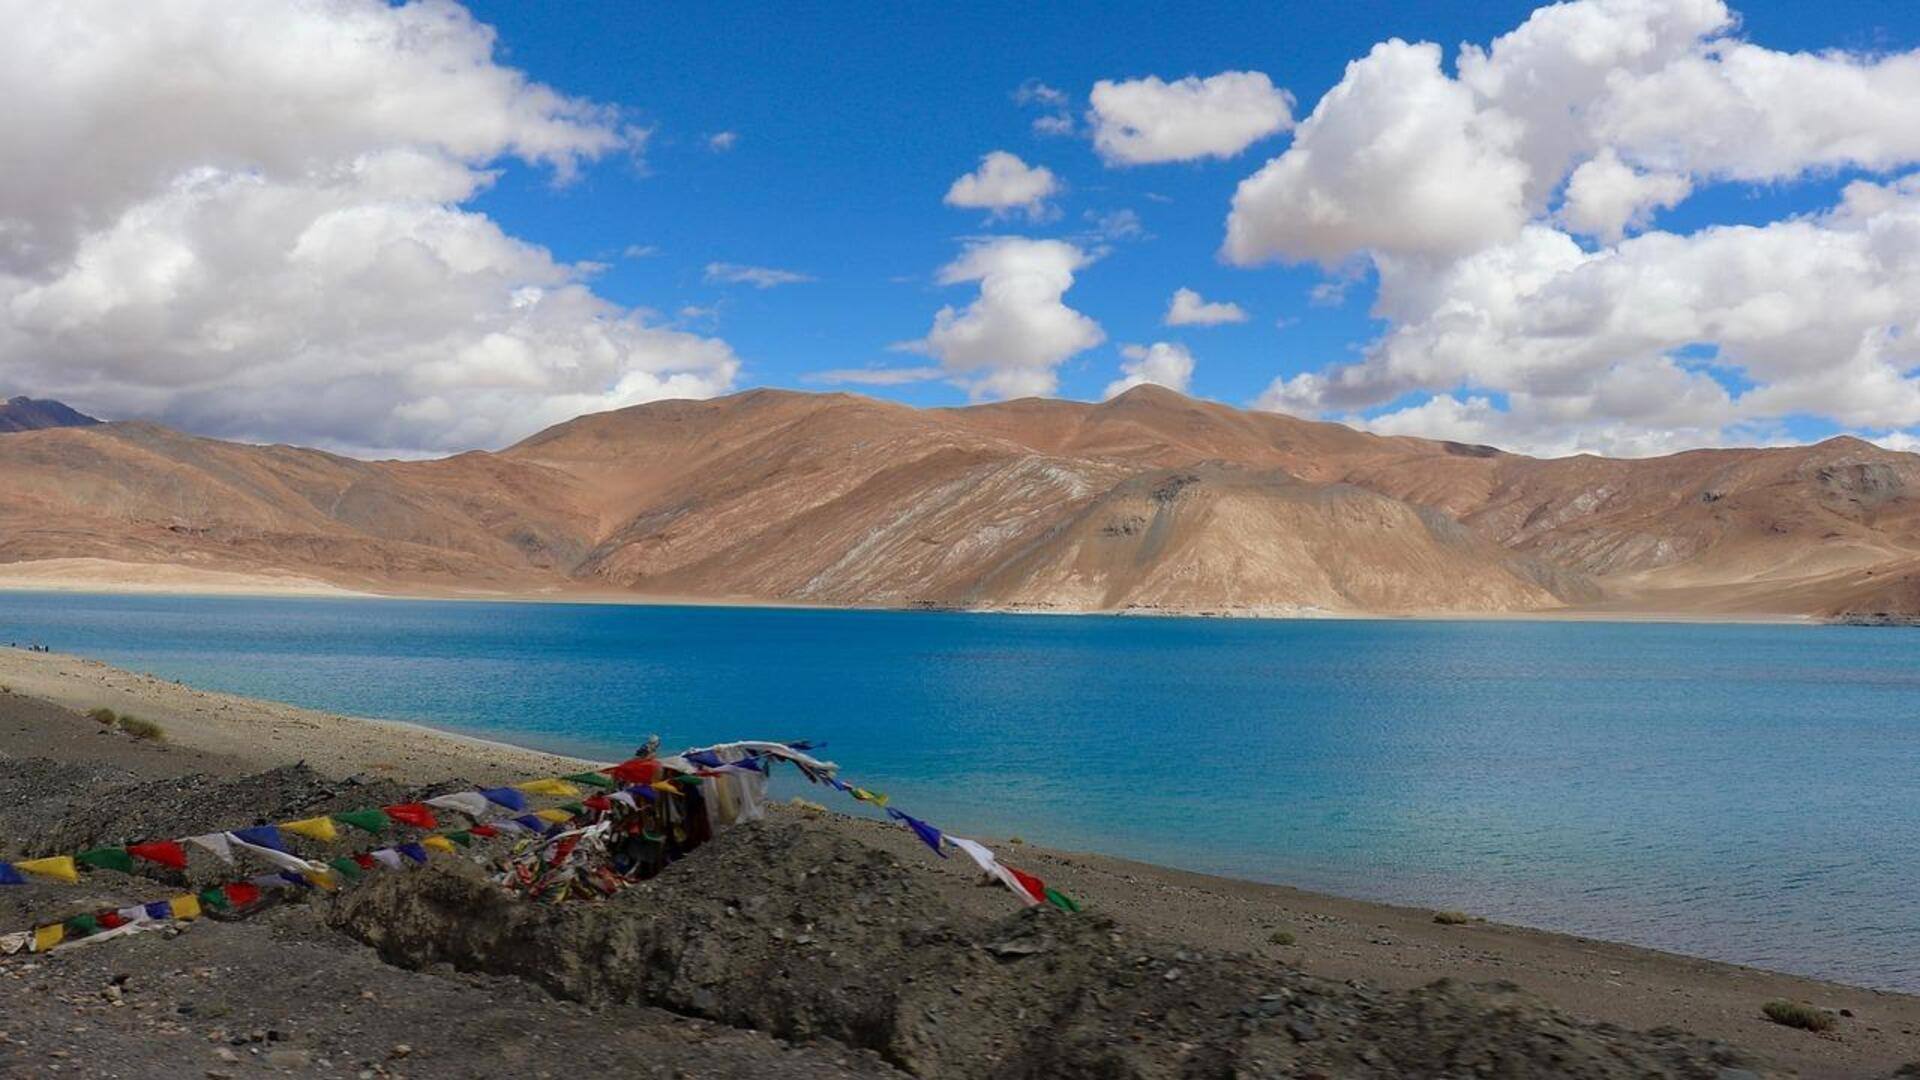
[4,0,1918,457]
[459,0,1919,427]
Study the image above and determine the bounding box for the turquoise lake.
[2,591,1916,991]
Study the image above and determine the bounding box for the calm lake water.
[2,591,1916,991]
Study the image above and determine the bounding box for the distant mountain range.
[0,386,1915,619]
[0,396,99,433]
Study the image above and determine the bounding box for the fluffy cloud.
[944,151,1062,221]
[704,262,814,288]
[1105,342,1195,398]
[707,131,739,152]
[1164,287,1247,327]
[1235,0,1920,456]
[903,238,1104,400]
[1089,72,1294,165]
[0,0,736,456]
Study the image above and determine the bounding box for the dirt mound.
[333,818,1758,1079]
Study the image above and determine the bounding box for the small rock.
[266,1048,310,1069]
[1286,1019,1321,1043]
[389,1043,412,1059]
[215,1048,240,1063]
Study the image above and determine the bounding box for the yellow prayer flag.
[32,923,64,952]
[169,894,202,920]
[533,808,573,824]
[421,835,457,855]
[515,778,581,797]
[303,870,339,891]
[281,816,339,843]
[650,781,680,797]
[16,856,78,884]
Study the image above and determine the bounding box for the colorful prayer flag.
[77,847,134,873]
[280,816,339,843]
[32,923,63,952]
[332,809,391,834]
[382,803,438,829]
[563,771,617,790]
[230,825,286,852]
[421,835,456,855]
[128,841,188,870]
[15,856,79,884]
[515,778,580,798]
[169,894,202,920]
[479,787,528,811]
[0,862,24,886]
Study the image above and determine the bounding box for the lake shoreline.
[2,645,1917,1077]
[0,563,1826,626]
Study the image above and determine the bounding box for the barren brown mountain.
[2,385,1916,619]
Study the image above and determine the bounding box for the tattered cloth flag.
[281,816,339,843]
[227,832,329,878]
[76,847,134,873]
[230,826,287,853]
[515,778,580,798]
[382,803,438,829]
[128,841,188,870]
[14,856,79,884]
[0,863,26,886]
[425,792,492,819]
[187,833,235,864]
[369,849,406,871]
[886,808,946,858]
[479,787,528,811]
[332,809,390,834]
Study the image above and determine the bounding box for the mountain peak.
[0,396,101,433]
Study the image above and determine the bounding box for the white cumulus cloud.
[1234,0,1920,456]
[944,151,1062,221]
[1164,287,1247,327]
[1089,71,1294,165]
[0,0,736,456]
[902,238,1104,400]
[1105,342,1195,398]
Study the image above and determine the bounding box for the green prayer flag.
[332,809,391,834]
[199,888,230,911]
[64,913,101,937]
[1044,888,1081,914]
[563,771,616,790]
[674,775,704,787]
[76,847,134,874]
[327,857,364,881]
[559,802,585,816]
[445,831,473,847]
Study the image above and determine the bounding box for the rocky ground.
[4,673,1919,1077]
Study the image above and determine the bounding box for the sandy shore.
[0,556,1830,624]
[3,646,1918,1077]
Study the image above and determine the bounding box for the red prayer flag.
[607,758,659,785]
[382,803,439,829]
[351,853,377,870]
[127,840,189,870]
[469,824,498,838]
[223,882,262,908]
[1004,865,1051,904]
[97,911,126,930]
[582,795,612,813]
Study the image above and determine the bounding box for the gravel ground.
[5,674,1920,1077]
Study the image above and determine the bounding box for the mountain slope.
[1,385,1915,618]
